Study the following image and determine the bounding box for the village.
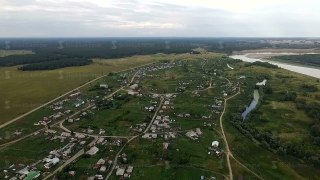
[0,57,240,180]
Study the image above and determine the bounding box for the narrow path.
[219,80,264,180]
[219,86,240,180]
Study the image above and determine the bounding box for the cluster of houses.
[159,94,176,113]
[224,82,239,95]
[176,78,210,92]
[2,130,90,180]
[85,138,124,179]
[87,158,113,179]
[128,83,141,96]
[134,62,179,80]
[210,98,224,115]
[3,166,41,180]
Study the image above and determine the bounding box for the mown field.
[0,50,34,57]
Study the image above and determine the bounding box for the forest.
[1,38,320,70]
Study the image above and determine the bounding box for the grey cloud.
[0,0,319,37]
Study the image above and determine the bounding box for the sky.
[0,0,319,37]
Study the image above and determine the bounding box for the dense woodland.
[1,38,320,70]
[272,54,320,67]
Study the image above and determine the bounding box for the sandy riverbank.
[232,48,320,59]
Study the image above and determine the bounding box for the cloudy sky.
[0,0,319,37]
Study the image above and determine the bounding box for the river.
[242,89,260,120]
[230,54,320,79]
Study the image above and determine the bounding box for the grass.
[130,166,224,180]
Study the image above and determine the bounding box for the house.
[256,79,267,86]
[44,157,60,169]
[142,133,157,139]
[69,92,81,98]
[100,166,107,172]
[69,171,76,176]
[116,168,125,176]
[99,129,106,135]
[148,106,155,111]
[130,84,139,90]
[97,138,105,144]
[195,128,202,135]
[126,166,134,173]
[212,141,219,148]
[18,167,29,175]
[87,129,94,134]
[61,132,71,137]
[186,129,201,140]
[87,146,99,155]
[163,142,169,150]
[95,175,103,180]
[75,133,85,139]
[46,129,57,134]
[100,84,108,88]
[96,159,105,166]
[128,90,138,96]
